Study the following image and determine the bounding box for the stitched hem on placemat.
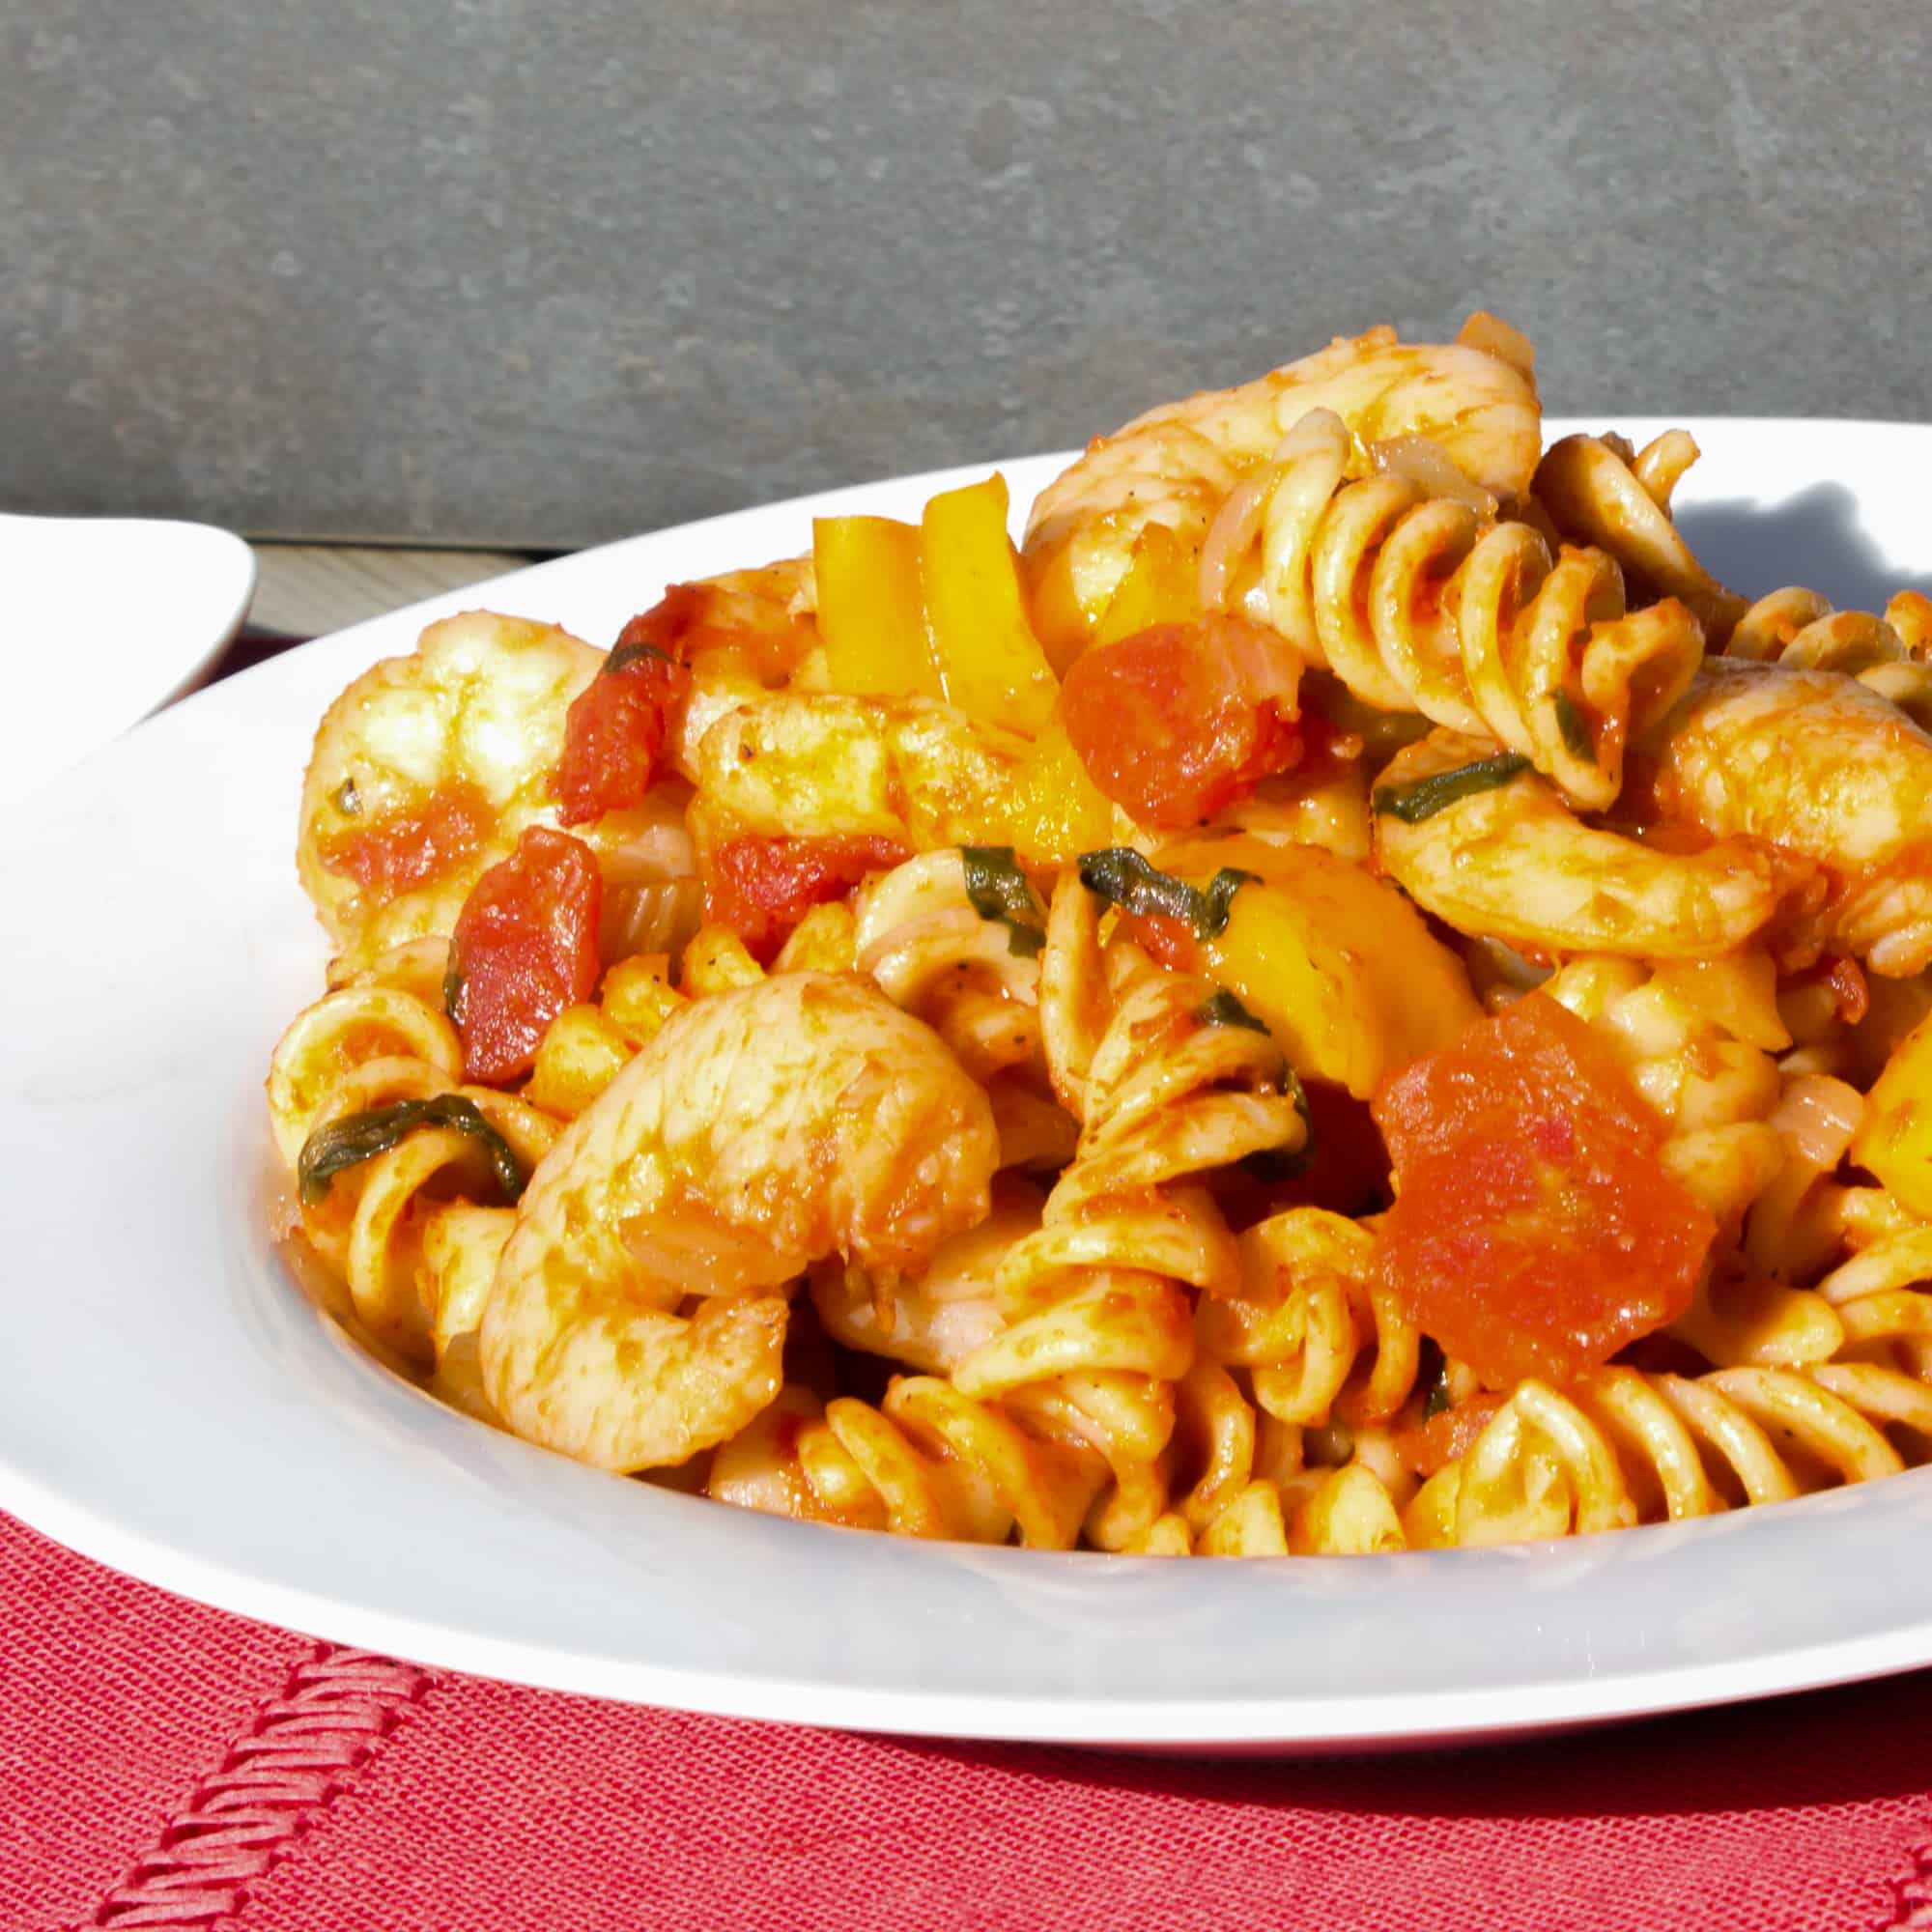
[85,1644,430,1930]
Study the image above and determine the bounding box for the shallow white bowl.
[0,511,256,804]
[4,425,1931,1750]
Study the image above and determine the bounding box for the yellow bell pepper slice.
[1023,508,1140,675]
[1006,710,1117,866]
[1852,1013,1932,1218]
[1094,522,1201,646]
[920,474,1060,737]
[1157,832,1482,1098]
[812,514,942,700]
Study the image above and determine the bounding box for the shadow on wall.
[1675,485,1932,611]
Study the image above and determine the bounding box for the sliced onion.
[1768,1073,1863,1171]
[1369,435,1497,519]
[1198,470,1270,611]
[601,876,703,965]
[1216,610,1303,706]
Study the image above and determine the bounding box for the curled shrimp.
[1021,320,1543,650]
[479,971,999,1470]
[1373,726,1796,961]
[299,612,604,964]
[1638,659,1932,975]
[302,570,818,969]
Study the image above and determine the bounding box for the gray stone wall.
[6,1,1927,548]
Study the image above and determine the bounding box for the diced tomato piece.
[551,590,700,827]
[1060,615,1303,829]
[1116,909,1202,974]
[705,834,909,961]
[1371,995,1716,1390]
[448,827,604,1083]
[1394,1392,1508,1478]
[613,583,709,659]
[317,779,493,895]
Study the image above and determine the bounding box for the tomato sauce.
[552,637,692,828]
[1061,616,1302,828]
[1371,995,1716,1389]
[447,827,604,1084]
[317,779,493,895]
[705,834,910,961]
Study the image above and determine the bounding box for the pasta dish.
[267,316,1932,1557]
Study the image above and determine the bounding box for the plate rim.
[7,417,1932,1749]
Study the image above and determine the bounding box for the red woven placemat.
[10,627,1928,1927]
[4,1507,1930,1932]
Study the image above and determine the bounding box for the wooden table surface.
[248,544,540,637]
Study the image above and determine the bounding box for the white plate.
[6,424,1932,1751]
[0,512,256,805]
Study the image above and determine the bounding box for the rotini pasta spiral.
[1728,584,1932,727]
[267,979,558,1364]
[266,310,1932,1576]
[1207,407,1705,810]
[852,849,1075,1171]
[708,1378,1106,1548]
[1406,1359,1932,1550]
[1532,430,1747,644]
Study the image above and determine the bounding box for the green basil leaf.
[1197,986,1314,1177]
[1235,1056,1316,1183]
[1552,691,1596,764]
[1195,987,1269,1034]
[604,637,670,677]
[1372,753,1531,824]
[1418,1337,1451,1419]
[1196,868,1255,938]
[298,1095,526,1208]
[1076,848,1257,939]
[442,942,465,1023]
[960,846,1046,957]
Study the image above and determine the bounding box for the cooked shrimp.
[1373,727,1796,961]
[299,612,605,964]
[665,557,824,776]
[1638,659,1932,975]
[1022,321,1543,649]
[688,691,1035,854]
[479,972,1000,1470]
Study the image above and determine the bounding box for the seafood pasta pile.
[270,317,1932,1556]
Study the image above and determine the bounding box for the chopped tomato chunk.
[317,780,493,895]
[551,591,698,826]
[1060,615,1302,828]
[705,834,909,961]
[1371,995,1716,1389]
[613,583,710,659]
[448,827,604,1084]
